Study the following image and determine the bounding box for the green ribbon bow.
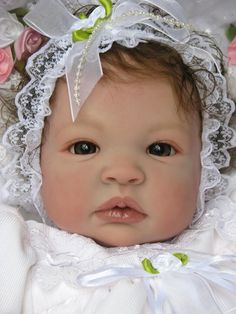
[72,0,112,42]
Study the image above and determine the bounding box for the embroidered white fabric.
[23,179,236,302]
[0,0,236,235]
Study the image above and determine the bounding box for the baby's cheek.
[174,161,200,201]
[170,164,200,220]
[150,161,200,222]
[43,163,96,231]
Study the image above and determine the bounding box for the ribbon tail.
[23,0,78,38]
[142,0,190,42]
[193,272,235,311]
[144,278,167,314]
[112,0,190,42]
[76,265,153,287]
[66,39,103,121]
[143,20,189,42]
[196,271,236,294]
[143,0,187,23]
[76,265,164,313]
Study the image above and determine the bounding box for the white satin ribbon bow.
[76,253,236,313]
[23,0,189,121]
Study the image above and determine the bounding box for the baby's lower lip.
[95,207,146,223]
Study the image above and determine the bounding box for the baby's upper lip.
[96,196,144,213]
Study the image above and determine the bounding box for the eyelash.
[69,141,99,155]
[69,141,176,157]
[147,142,176,157]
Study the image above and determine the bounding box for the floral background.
[0,0,235,89]
[180,0,236,52]
[1,0,235,52]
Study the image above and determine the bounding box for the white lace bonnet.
[0,0,236,223]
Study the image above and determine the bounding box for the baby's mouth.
[95,197,146,223]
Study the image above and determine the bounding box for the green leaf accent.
[226,24,236,42]
[72,0,113,43]
[173,252,189,266]
[99,0,112,17]
[72,29,91,42]
[9,7,28,25]
[9,7,28,17]
[79,12,87,20]
[142,258,159,274]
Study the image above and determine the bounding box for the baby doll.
[0,0,236,312]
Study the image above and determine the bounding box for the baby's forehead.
[52,42,202,129]
[100,43,202,118]
[56,77,200,127]
[52,72,200,136]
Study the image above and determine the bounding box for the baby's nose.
[101,161,145,185]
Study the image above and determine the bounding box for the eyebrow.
[75,117,105,132]
[147,122,189,133]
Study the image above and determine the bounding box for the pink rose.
[228,36,236,66]
[14,27,44,60]
[0,46,14,83]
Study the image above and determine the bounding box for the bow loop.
[76,253,236,313]
[24,0,78,38]
[71,0,112,43]
[23,0,191,121]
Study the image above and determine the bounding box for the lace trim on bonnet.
[0,0,236,232]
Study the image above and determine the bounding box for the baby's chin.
[94,238,140,248]
[91,233,177,248]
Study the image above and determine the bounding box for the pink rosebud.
[14,27,44,60]
[228,37,236,66]
[0,46,14,83]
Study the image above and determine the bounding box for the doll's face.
[41,75,201,247]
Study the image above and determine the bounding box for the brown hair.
[100,41,206,118]
[0,38,221,130]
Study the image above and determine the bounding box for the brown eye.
[70,141,99,155]
[147,143,176,157]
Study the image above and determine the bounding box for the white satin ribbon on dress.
[76,254,236,313]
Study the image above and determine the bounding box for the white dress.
[1,174,236,313]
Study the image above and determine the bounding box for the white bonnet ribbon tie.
[76,254,236,312]
[24,0,106,39]
[22,0,192,121]
[23,0,78,38]
[136,0,190,42]
[66,0,191,120]
[111,0,190,43]
[23,0,106,121]
[24,0,189,40]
